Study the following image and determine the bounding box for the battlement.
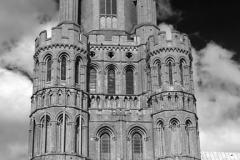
[88,34,140,46]
[35,23,88,51]
[148,30,191,53]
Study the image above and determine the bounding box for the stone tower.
[28,0,201,160]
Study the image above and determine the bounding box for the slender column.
[79,113,82,155]
[62,110,66,152]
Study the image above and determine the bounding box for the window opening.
[157,63,162,86]
[89,68,97,93]
[108,69,115,94]
[47,58,52,82]
[61,57,67,80]
[168,62,173,85]
[108,52,115,59]
[100,0,117,15]
[126,68,134,94]
[100,133,111,160]
[180,60,184,86]
[126,52,133,59]
[75,58,80,84]
[132,133,143,160]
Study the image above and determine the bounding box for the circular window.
[107,51,115,59]
[125,52,133,60]
[89,51,97,58]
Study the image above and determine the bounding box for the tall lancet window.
[180,59,185,86]
[185,120,192,154]
[108,68,115,94]
[47,58,52,82]
[75,116,83,154]
[168,62,173,85]
[155,120,164,157]
[157,63,162,86]
[170,118,180,154]
[75,57,80,84]
[100,0,117,29]
[89,67,97,93]
[100,133,111,160]
[40,115,51,153]
[132,133,143,160]
[56,114,69,153]
[100,0,117,15]
[61,57,67,80]
[126,67,134,94]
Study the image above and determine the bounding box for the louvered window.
[108,69,115,94]
[89,68,97,93]
[168,62,173,85]
[157,63,162,86]
[180,60,184,86]
[126,68,134,94]
[61,57,67,80]
[75,57,80,84]
[46,58,52,82]
[100,133,111,160]
[100,0,117,15]
[132,133,143,160]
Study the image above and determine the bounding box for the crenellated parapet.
[34,23,88,57]
[147,30,191,58]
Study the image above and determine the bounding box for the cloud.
[156,0,182,23]
[0,0,58,79]
[193,43,240,152]
[0,68,32,160]
[0,0,58,159]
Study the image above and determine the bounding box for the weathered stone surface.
[28,0,201,160]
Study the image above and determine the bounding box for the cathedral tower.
[28,0,201,160]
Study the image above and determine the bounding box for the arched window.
[40,115,51,153]
[157,63,162,86]
[75,57,80,84]
[126,67,134,94]
[56,114,69,153]
[108,68,115,94]
[185,120,192,154]
[100,133,111,160]
[100,0,117,15]
[132,133,143,160]
[170,118,180,154]
[155,120,164,157]
[168,62,173,85]
[75,116,83,154]
[46,58,52,82]
[180,59,185,86]
[89,67,97,93]
[35,60,40,87]
[61,57,67,80]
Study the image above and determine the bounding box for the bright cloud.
[193,43,240,152]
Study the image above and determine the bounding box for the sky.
[0,0,240,159]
